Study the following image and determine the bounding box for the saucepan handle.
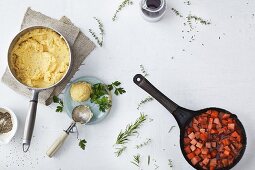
[23,89,39,152]
[133,74,179,113]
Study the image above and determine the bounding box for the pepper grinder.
[140,0,167,22]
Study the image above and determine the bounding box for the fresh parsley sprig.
[53,96,63,112]
[94,96,112,112]
[116,114,147,145]
[79,139,87,150]
[108,81,126,95]
[89,17,104,47]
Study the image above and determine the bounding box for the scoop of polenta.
[10,28,70,88]
[70,82,92,102]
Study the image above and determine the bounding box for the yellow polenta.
[10,28,70,88]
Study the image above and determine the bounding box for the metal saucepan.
[133,74,246,170]
[7,26,72,152]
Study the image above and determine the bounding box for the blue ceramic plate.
[63,76,112,124]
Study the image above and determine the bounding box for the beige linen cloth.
[1,8,96,105]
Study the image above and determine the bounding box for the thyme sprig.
[115,114,147,145]
[112,0,133,21]
[131,154,141,167]
[53,96,63,112]
[140,64,149,77]
[171,8,183,18]
[89,17,104,47]
[137,96,154,110]
[136,138,152,149]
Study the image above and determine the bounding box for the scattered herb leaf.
[136,138,152,149]
[168,126,176,133]
[148,155,150,165]
[115,114,147,145]
[89,17,104,47]
[171,8,183,17]
[79,139,87,150]
[131,154,141,167]
[168,159,173,168]
[53,96,63,112]
[137,96,154,110]
[115,145,127,157]
[112,0,133,21]
[186,15,211,29]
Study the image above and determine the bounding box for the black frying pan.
[133,74,246,170]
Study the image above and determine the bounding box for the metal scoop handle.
[23,90,39,152]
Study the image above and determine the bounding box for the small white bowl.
[0,107,18,144]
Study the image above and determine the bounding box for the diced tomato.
[222,159,228,167]
[190,145,196,151]
[191,156,201,165]
[195,132,200,139]
[211,142,217,148]
[201,148,209,154]
[187,152,195,159]
[208,118,213,130]
[231,131,241,142]
[206,142,211,148]
[184,137,191,145]
[193,123,199,132]
[200,128,206,133]
[210,158,217,167]
[196,142,203,148]
[210,129,218,134]
[213,118,220,124]
[187,127,194,134]
[200,133,208,141]
[209,166,215,170]
[221,139,230,146]
[202,158,210,166]
[211,150,217,158]
[184,146,192,154]
[224,149,230,156]
[194,148,201,155]
[222,113,230,119]
[190,139,197,145]
[228,123,235,130]
[206,110,212,114]
[211,110,218,118]
[188,132,195,140]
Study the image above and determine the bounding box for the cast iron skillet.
[133,74,247,170]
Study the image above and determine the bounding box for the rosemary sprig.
[137,96,154,110]
[79,139,87,150]
[136,138,152,149]
[115,114,147,145]
[171,8,183,18]
[131,154,141,167]
[140,64,149,77]
[112,0,133,21]
[89,17,104,47]
[108,81,126,95]
[53,96,63,112]
[115,145,127,157]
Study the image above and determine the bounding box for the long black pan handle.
[133,74,179,113]
[133,74,194,128]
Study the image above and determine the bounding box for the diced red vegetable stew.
[183,110,243,170]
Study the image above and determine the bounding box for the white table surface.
[0,0,255,169]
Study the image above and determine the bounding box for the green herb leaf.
[53,96,63,112]
[94,96,112,112]
[136,138,152,149]
[90,83,108,102]
[107,81,126,96]
[148,155,150,165]
[79,139,87,150]
[137,96,154,110]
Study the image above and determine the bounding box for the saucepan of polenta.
[7,26,72,152]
